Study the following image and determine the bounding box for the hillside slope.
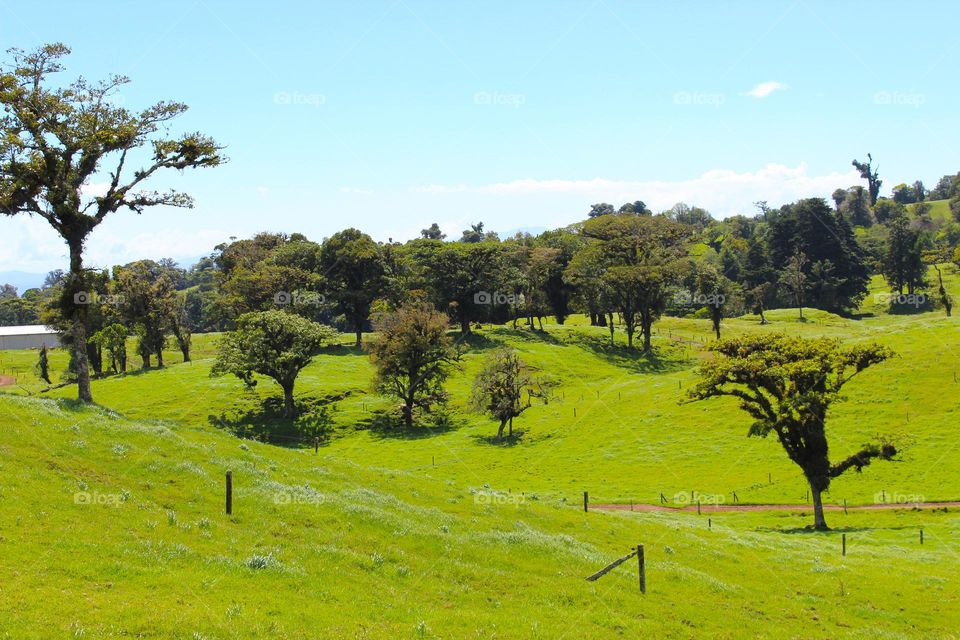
[2,395,959,638]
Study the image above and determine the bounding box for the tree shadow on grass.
[207,392,344,447]
[758,524,920,535]
[559,331,692,374]
[485,325,564,346]
[471,430,528,446]
[358,408,463,440]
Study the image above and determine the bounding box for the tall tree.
[319,228,385,346]
[852,153,882,206]
[582,214,690,350]
[883,211,926,295]
[0,44,223,402]
[689,334,897,530]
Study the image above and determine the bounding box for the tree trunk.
[355,325,363,348]
[282,381,296,418]
[497,419,507,441]
[810,484,828,531]
[460,318,471,335]
[537,316,543,331]
[156,348,164,368]
[180,344,191,362]
[508,416,513,438]
[608,314,615,346]
[68,241,93,403]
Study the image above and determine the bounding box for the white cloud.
[744,81,787,98]
[410,163,861,219]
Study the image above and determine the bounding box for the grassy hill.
[2,270,959,637]
[2,394,958,638]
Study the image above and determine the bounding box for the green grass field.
[2,267,959,638]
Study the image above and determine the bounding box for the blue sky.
[2,0,958,274]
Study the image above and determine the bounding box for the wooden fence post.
[637,544,646,594]
[842,533,846,556]
[920,528,924,545]
[225,471,233,515]
[583,491,589,512]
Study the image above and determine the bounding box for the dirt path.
[591,501,960,513]
[0,375,15,387]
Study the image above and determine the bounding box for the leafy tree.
[168,294,192,362]
[768,198,869,311]
[113,261,176,368]
[891,183,917,205]
[913,180,926,202]
[689,334,897,530]
[90,323,129,373]
[779,250,809,319]
[588,203,616,217]
[367,304,455,427]
[459,222,497,243]
[693,263,738,339]
[581,214,690,350]
[211,310,337,418]
[883,211,926,295]
[618,200,650,215]
[852,153,882,205]
[841,186,872,227]
[669,202,714,229]
[420,242,504,335]
[872,198,902,224]
[420,223,445,240]
[470,349,547,440]
[831,188,846,212]
[928,173,959,200]
[0,44,223,402]
[318,228,385,346]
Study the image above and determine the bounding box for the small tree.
[35,344,51,384]
[933,264,953,317]
[169,294,192,362]
[471,349,550,440]
[779,250,809,319]
[211,310,338,418]
[367,304,454,427]
[90,323,128,373]
[688,334,897,530]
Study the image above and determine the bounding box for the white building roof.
[0,325,59,336]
